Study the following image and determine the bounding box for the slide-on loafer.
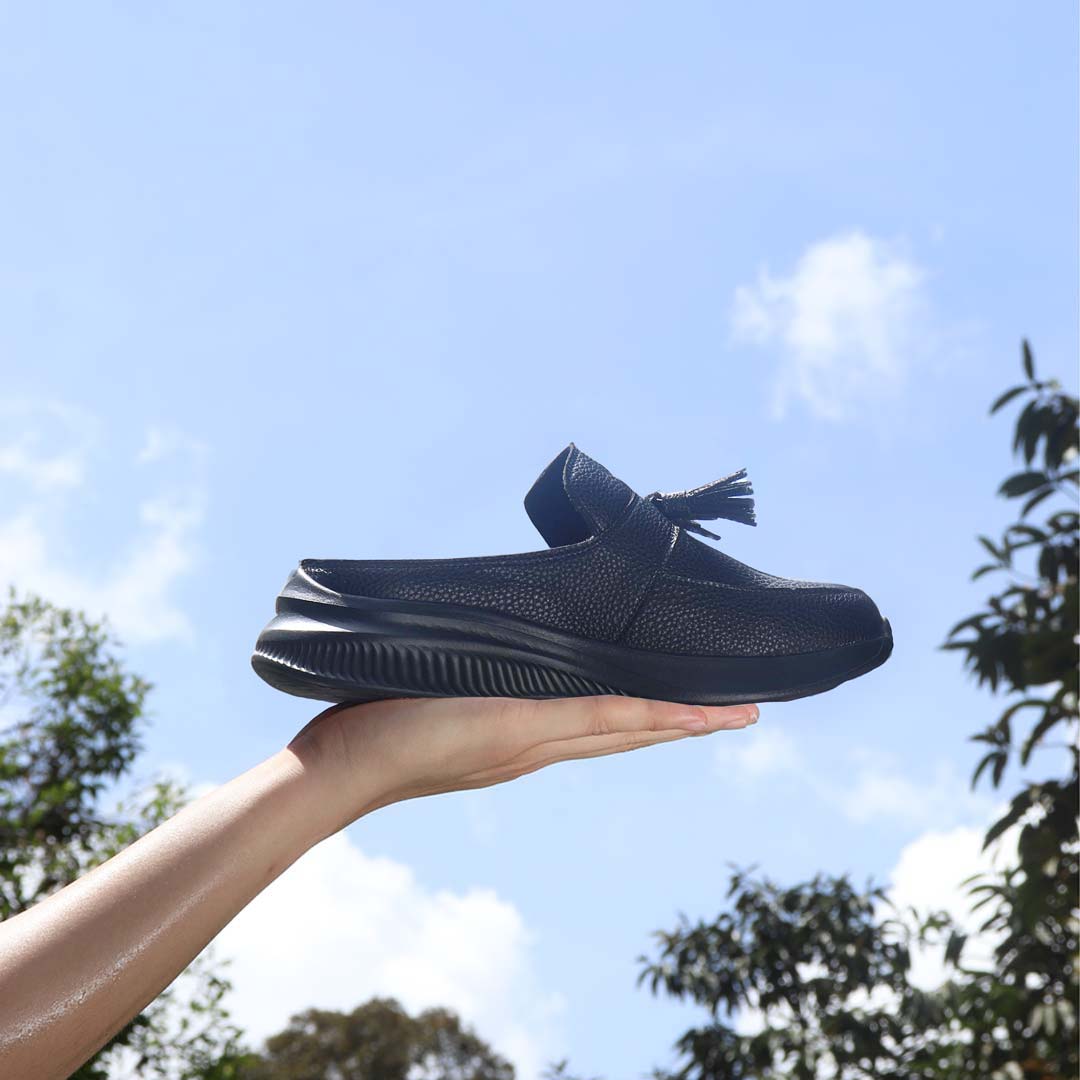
[252,444,892,705]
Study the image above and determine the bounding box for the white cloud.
[887,822,1018,989]
[731,230,928,421]
[97,766,560,1078]
[211,827,565,1080]
[0,403,206,644]
[137,426,209,466]
[0,492,204,645]
[0,399,97,491]
[825,752,989,828]
[0,442,85,489]
[726,726,800,780]
[722,729,990,829]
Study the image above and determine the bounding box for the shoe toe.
[797,584,885,652]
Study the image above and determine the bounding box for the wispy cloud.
[731,230,929,422]
[0,404,207,644]
[136,426,210,467]
[724,726,801,780]
[823,748,990,827]
[0,399,98,491]
[720,727,990,829]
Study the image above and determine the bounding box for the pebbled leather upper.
[303,444,885,658]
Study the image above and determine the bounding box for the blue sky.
[2,3,1077,1076]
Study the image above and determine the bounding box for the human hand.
[286,695,759,836]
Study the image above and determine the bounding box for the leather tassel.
[646,468,756,540]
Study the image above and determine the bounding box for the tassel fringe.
[646,468,756,541]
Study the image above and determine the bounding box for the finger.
[509,727,696,777]
[514,694,758,742]
[469,706,757,784]
[531,706,754,761]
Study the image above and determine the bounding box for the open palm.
[288,695,759,827]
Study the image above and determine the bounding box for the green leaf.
[1021,486,1056,518]
[990,385,1028,414]
[947,614,986,637]
[1020,706,1064,765]
[998,471,1049,497]
[972,750,1004,790]
[1022,404,1046,463]
[1038,544,1059,583]
[983,803,1023,849]
[997,698,1044,725]
[991,752,1007,786]
[1012,398,1038,459]
[1006,524,1048,543]
[1022,339,1035,379]
[944,930,967,966]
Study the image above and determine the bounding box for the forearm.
[0,743,357,1080]
[0,691,754,1079]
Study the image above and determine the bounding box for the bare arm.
[0,695,758,1079]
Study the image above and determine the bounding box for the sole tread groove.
[253,635,622,702]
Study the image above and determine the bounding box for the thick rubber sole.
[251,568,893,707]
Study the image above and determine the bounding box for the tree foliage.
[640,870,968,1079]
[637,343,1078,1079]
[233,997,515,1080]
[0,590,249,1079]
[942,341,1078,1076]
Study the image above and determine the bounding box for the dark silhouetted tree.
[235,997,515,1080]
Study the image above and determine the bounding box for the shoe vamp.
[621,574,882,657]
[620,532,883,657]
[664,530,839,589]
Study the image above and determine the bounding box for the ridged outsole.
[253,634,624,704]
[252,570,894,706]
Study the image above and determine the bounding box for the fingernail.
[746,705,760,724]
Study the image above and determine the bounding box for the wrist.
[276,730,388,842]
